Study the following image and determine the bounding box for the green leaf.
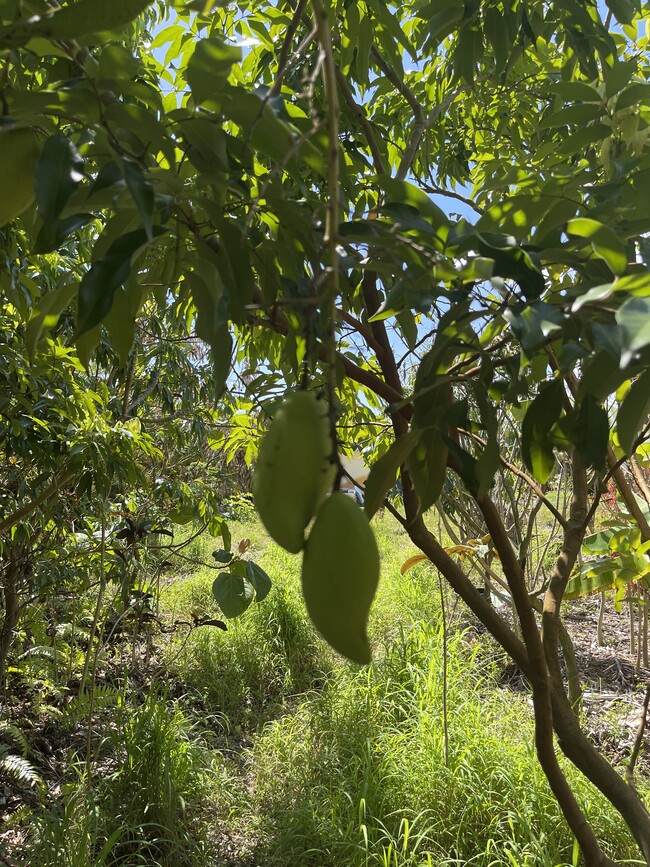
[0,0,152,47]
[617,368,650,455]
[617,296,650,366]
[34,212,94,255]
[370,176,449,226]
[570,395,609,471]
[406,428,449,512]
[76,228,161,337]
[605,0,636,25]
[616,83,650,111]
[505,301,566,353]
[26,282,77,360]
[566,218,627,277]
[364,430,420,519]
[34,135,84,250]
[122,159,154,241]
[521,379,564,483]
[476,233,545,299]
[212,550,233,564]
[246,561,272,602]
[565,558,620,599]
[548,81,602,102]
[474,391,500,495]
[605,59,636,97]
[179,118,229,173]
[211,572,254,618]
[188,269,233,397]
[187,38,242,105]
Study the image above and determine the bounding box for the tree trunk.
[552,683,650,864]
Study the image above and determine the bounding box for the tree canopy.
[1,0,650,863]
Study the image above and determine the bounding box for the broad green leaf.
[212,572,254,618]
[616,83,650,111]
[605,59,636,97]
[567,218,627,277]
[617,296,650,366]
[505,301,566,353]
[569,395,609,471]
[521,379,564,483]
[26,282,77,360]
[34,135,84,250]
[187,37,241,105]
[617,368,650,454]
[476,233,545,299]
[371,176,449,226]
[605,0,636,25]
[611,273,650,297]
[474,391,500,495]
[565,558,619,599]
[122,159,154,241]
[406,428,449,512]
[0,0,152,46]
[246,561,272,602]
[364,430,420,519]
[76,228,161,337]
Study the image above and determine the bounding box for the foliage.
[2,0,650,862]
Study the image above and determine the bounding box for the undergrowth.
[10,514,649,866]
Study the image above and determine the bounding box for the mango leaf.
[406,428,449,512]
[76,228,163,337]
[34,135,84,251]
[566,218,627,277]
[521,379,564,483]
[187,37,241,105]
[188,269,233,398]
[364,430,420,519]
[569,395,609,471]
[617,296,650,367]
[617,368,650,454]
[122,159,154,241]
[474,390,500,495]
[370,176,449,226]
[476,233,545,299]
[505,301,566,353]
[26,282,77,360]
[246,561,272,602]
[212,572,254,619]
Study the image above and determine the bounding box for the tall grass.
[240,619,643,866]
[163,535,333,727]
[27,686,229,866]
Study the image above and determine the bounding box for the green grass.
[240,620,641,866]
[23,512,650,866]
[27,686,231,867]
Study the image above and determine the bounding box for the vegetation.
[1,0,650,864]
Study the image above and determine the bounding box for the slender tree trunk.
[552,683,650,864]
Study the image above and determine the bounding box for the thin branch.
[626,684,650,791]
[334,64,386,173]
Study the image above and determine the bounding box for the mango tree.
[1,0,650,863]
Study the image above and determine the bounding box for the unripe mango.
[0,127,39,228]
[301,492,380,664]
[253,391,334,553]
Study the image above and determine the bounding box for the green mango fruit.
[301,492,380,664]
[0,127,40,228]
[253,390,334,553]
